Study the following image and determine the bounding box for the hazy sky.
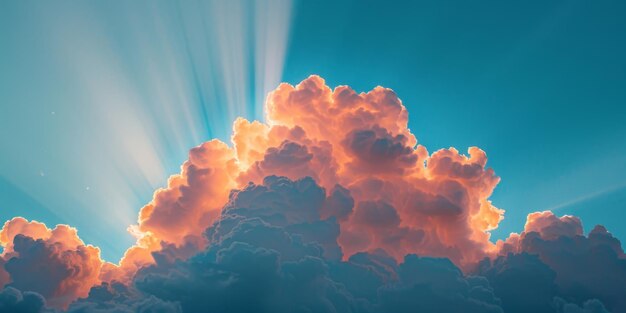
[1,0,625,261]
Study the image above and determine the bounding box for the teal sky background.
[1,0,625,261]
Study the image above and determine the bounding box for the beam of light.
[254,0,293,120]
[546,184,626,212]
[0,0,293,261]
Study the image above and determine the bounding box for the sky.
[1,0,625,263]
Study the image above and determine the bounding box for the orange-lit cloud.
[0,217,103,309]
[236,76,503,266]
[495,211,585,255]
[99,75,507,278]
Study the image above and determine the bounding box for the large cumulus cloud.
[98,75,506,283]
[375,255,503,313]
[257,77,504,266]
[102,75,504,274]
[0,76,624,312]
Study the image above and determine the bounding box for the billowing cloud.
[106,75,506,275]
[0,218,103,309]
[0,76,624,312]
[376,255,503,313]
[238,76,505,267]
[66,282,181,313]
[137,139,239,245]
[492,211,626,312]
[0,287,49,313]
[553,297,609,313]
[131,176,505,313]
[132,176,359,312]
[0,259,8,289]
[477,252,558,313]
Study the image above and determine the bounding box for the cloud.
[491,211,626,312]
[100,75,503,271]
[524,211,584,240]
[0,287,49,313]
[66,282,181,313]
[132,176,359,312]
[0,76,624,312]
[553,297,609,313]
[477,252,558,313]
[374,255,503,313]
[254,76,504,267]
[0,259,8,289]
[0,218,50,254]
[0,219,103,310]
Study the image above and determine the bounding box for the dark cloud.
[521,227,626,312]
[67,282,181,313]
[553,297,609,313]
[0,287,48,313]
[134,242,359,313]
[377,255,503,313]
[477,253,558,313]
[342,126,417,174]
[428,154,484,180]
[6,235,75,299]
[3,174,625,313]
[132,176,505,313]
[0,259,8,289]
[328,251,397,302]
[488,211,626,313]
[221,175,326,227]
[131,176,361,312]
[4,234,101,309]
[214,175,342,260]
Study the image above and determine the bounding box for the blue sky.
[1,0,625,261]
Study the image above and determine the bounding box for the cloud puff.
[553,297,609,313]
[477,252,558,313]
[137,139,239,245]
[133,176,360,313]
[0,287,49,313]
[0,218,103,310]
[376,255,503,313]
[490,211,626,312]
[0,259,8,289]
[66,282,181,313]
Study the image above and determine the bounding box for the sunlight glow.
[0,0,293,261]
